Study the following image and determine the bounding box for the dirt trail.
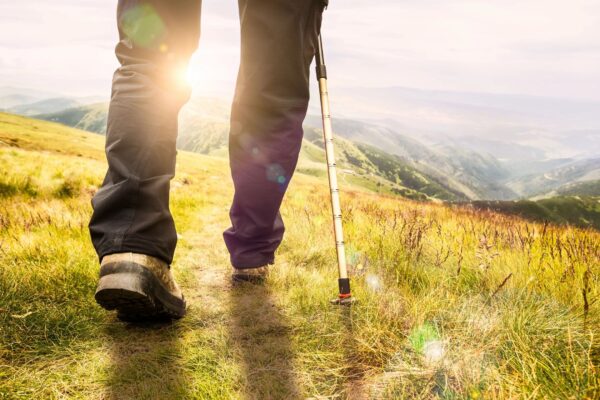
[191,206,305,398]
[101,204,310,399]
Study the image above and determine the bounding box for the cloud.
[1,0,599,100]
[320,0,600,99]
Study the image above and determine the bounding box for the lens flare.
[365,273,383,292]
[120,4,166,49]
[266,164,286,185]
[408,323,447,364]
[423,340,445,364]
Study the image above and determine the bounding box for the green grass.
[556,180,600,197]
[467,196,600,230]
[1,112,599,399]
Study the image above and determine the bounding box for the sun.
[168,58,203,88]
[178,55,216,89]
[172,47,239,95]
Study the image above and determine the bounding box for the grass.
[0,112,599,399]
[467,197,600,230]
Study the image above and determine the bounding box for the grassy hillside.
[36,102,109,134]
[1,113,599,399]
[35,102,521,200]
[555,180,600,197]
[431,144,516,200]
[35,103,462,201]
[305,116,516,200]
[465,196,600,230]
[301,127,463,201]
[352,143,466,201]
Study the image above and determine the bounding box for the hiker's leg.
[90,0,201,264]
[224,0,325,268]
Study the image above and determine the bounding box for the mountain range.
[2,85,598,204]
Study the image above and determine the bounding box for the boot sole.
[231,273,267,284]
[95,262,186,322]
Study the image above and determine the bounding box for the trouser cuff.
[94,235,175,265]
[230,255,275,270]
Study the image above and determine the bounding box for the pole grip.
[316,65,328,80]
[315,34,327,79]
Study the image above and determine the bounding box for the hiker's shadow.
[104,319,187,400]
[338,305,367,399]
[229,283,300,399]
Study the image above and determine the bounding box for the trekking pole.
[315,34,355,306]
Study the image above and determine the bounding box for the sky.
[1,0,600,101]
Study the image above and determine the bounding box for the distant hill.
[429,144,515,199]
[0,86,61,110]
[30,102,465,201]
[36,103,109,134]
[301,127,466,201]
[0,94,41,110]
[506,158,600,198]
[32,101,470,201]
[333,86,600,160]
[555,180,600,197]
[20,92,600,202]
[10,97,83,116]
[304,116,516,200]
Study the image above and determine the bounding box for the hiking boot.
[231,264,271,284]
[95,253,186,321]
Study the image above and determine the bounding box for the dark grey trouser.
[89,0,325,268]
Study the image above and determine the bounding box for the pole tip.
[330,296,356,306]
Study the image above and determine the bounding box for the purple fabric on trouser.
[89,0,325,268]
